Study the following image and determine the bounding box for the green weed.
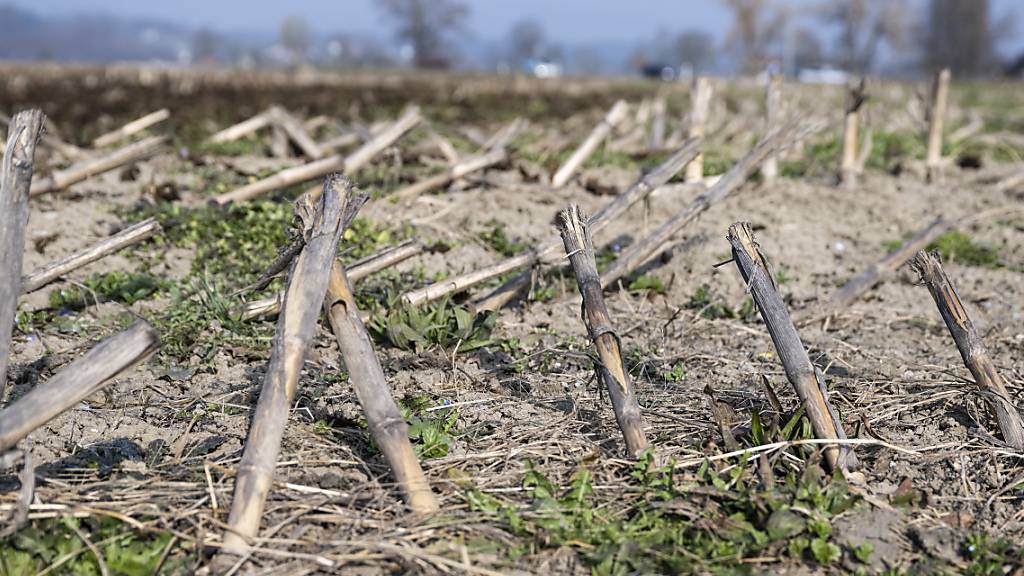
[867,131,925,172]
[342,217,404,260]
[0,516,187,575]
[479,219,528,258]
[585,148,646,170]
[626,274,665,294]
[152,276,265,364]
[774,264,794,285]
[962,533,1023,576]
[401,396,459,459]
[927,231,1000,268]
[702,148,733,177]
[464,444,858,574]
[660,363,686,383]
[686,284,734,320]
[48,271,169,310]
[121,201,295,281]
[368,296,495,353]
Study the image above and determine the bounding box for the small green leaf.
[810,538,841,564]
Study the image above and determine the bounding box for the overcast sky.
[16,0,1024,54]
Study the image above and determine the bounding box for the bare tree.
[722,0,787,74]
[792,27,825,72]
[378,0,468,69]
[674,30,714,73]
[819,0,906,73]
[507,19,545,68]
[280,16,310,65]
[919,0,1009,77]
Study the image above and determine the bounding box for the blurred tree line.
[357,0,1017,77]
[0,0,1015,77]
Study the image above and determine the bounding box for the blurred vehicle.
[641,63,676,81]
[525,58,562,78]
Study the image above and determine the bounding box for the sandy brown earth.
[1,67,1023,575]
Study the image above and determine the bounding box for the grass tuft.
[927,231,1000,268]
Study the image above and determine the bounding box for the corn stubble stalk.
[925,68,951,183]
[761,75,782,183]
[242,240,423,321]
[727,223,857,473]
[400,136,702,309]
[91,108,170,148]
[221,175,366,556]
[828,216,949,310]
[0,320,159,453]
[21,218,162,294]
[323,261,439,513]
[557,205,649,457]
[600,118,820,289]
[270,122,290,159]
[910,251,1024,449]
[647,97,667,152]
[213,106,421,206]
[481,118,525,152]
[839,80,867,187]
[685,77,713,182]
[0,110,44,400]
[426,126,460,164]
[0,111,86,161]
[269,106,324,160]
[551,100,629,188]
[391,147,507,203]
[30,135,166,197]
[208,110,273,144]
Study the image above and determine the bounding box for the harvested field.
[1,64,1024,574]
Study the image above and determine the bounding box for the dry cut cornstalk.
[0,110,44,400]
[30,135,166,197]
[391,148,507,203]
[829,216,949,309]
[0,320,159,453]
[647,97,667,151]
[242,240,423,321]
[910,251,1024,449]
[319,122,386,154]
[469,135,705,313]
[92,109,170,148]
[324,261,439,512]
[557,205,649,457]
[685,77,713,182]
[208,110,273,144]
[270,122,290,159]
[214,107,421,205]
[727,222,857,472]
[317,131,361,154]
[401,136,703,309]
[600,118,819,289]
[426,126,460,164]
[269,106,324,160]
[0,111,86,161]
[925,68,951,183]
[20,218,163,294]
[480,118,525,152]
[840,80,867,187]
[761,74,782,183]
[552,100,629,188]
[221,175,366,556]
